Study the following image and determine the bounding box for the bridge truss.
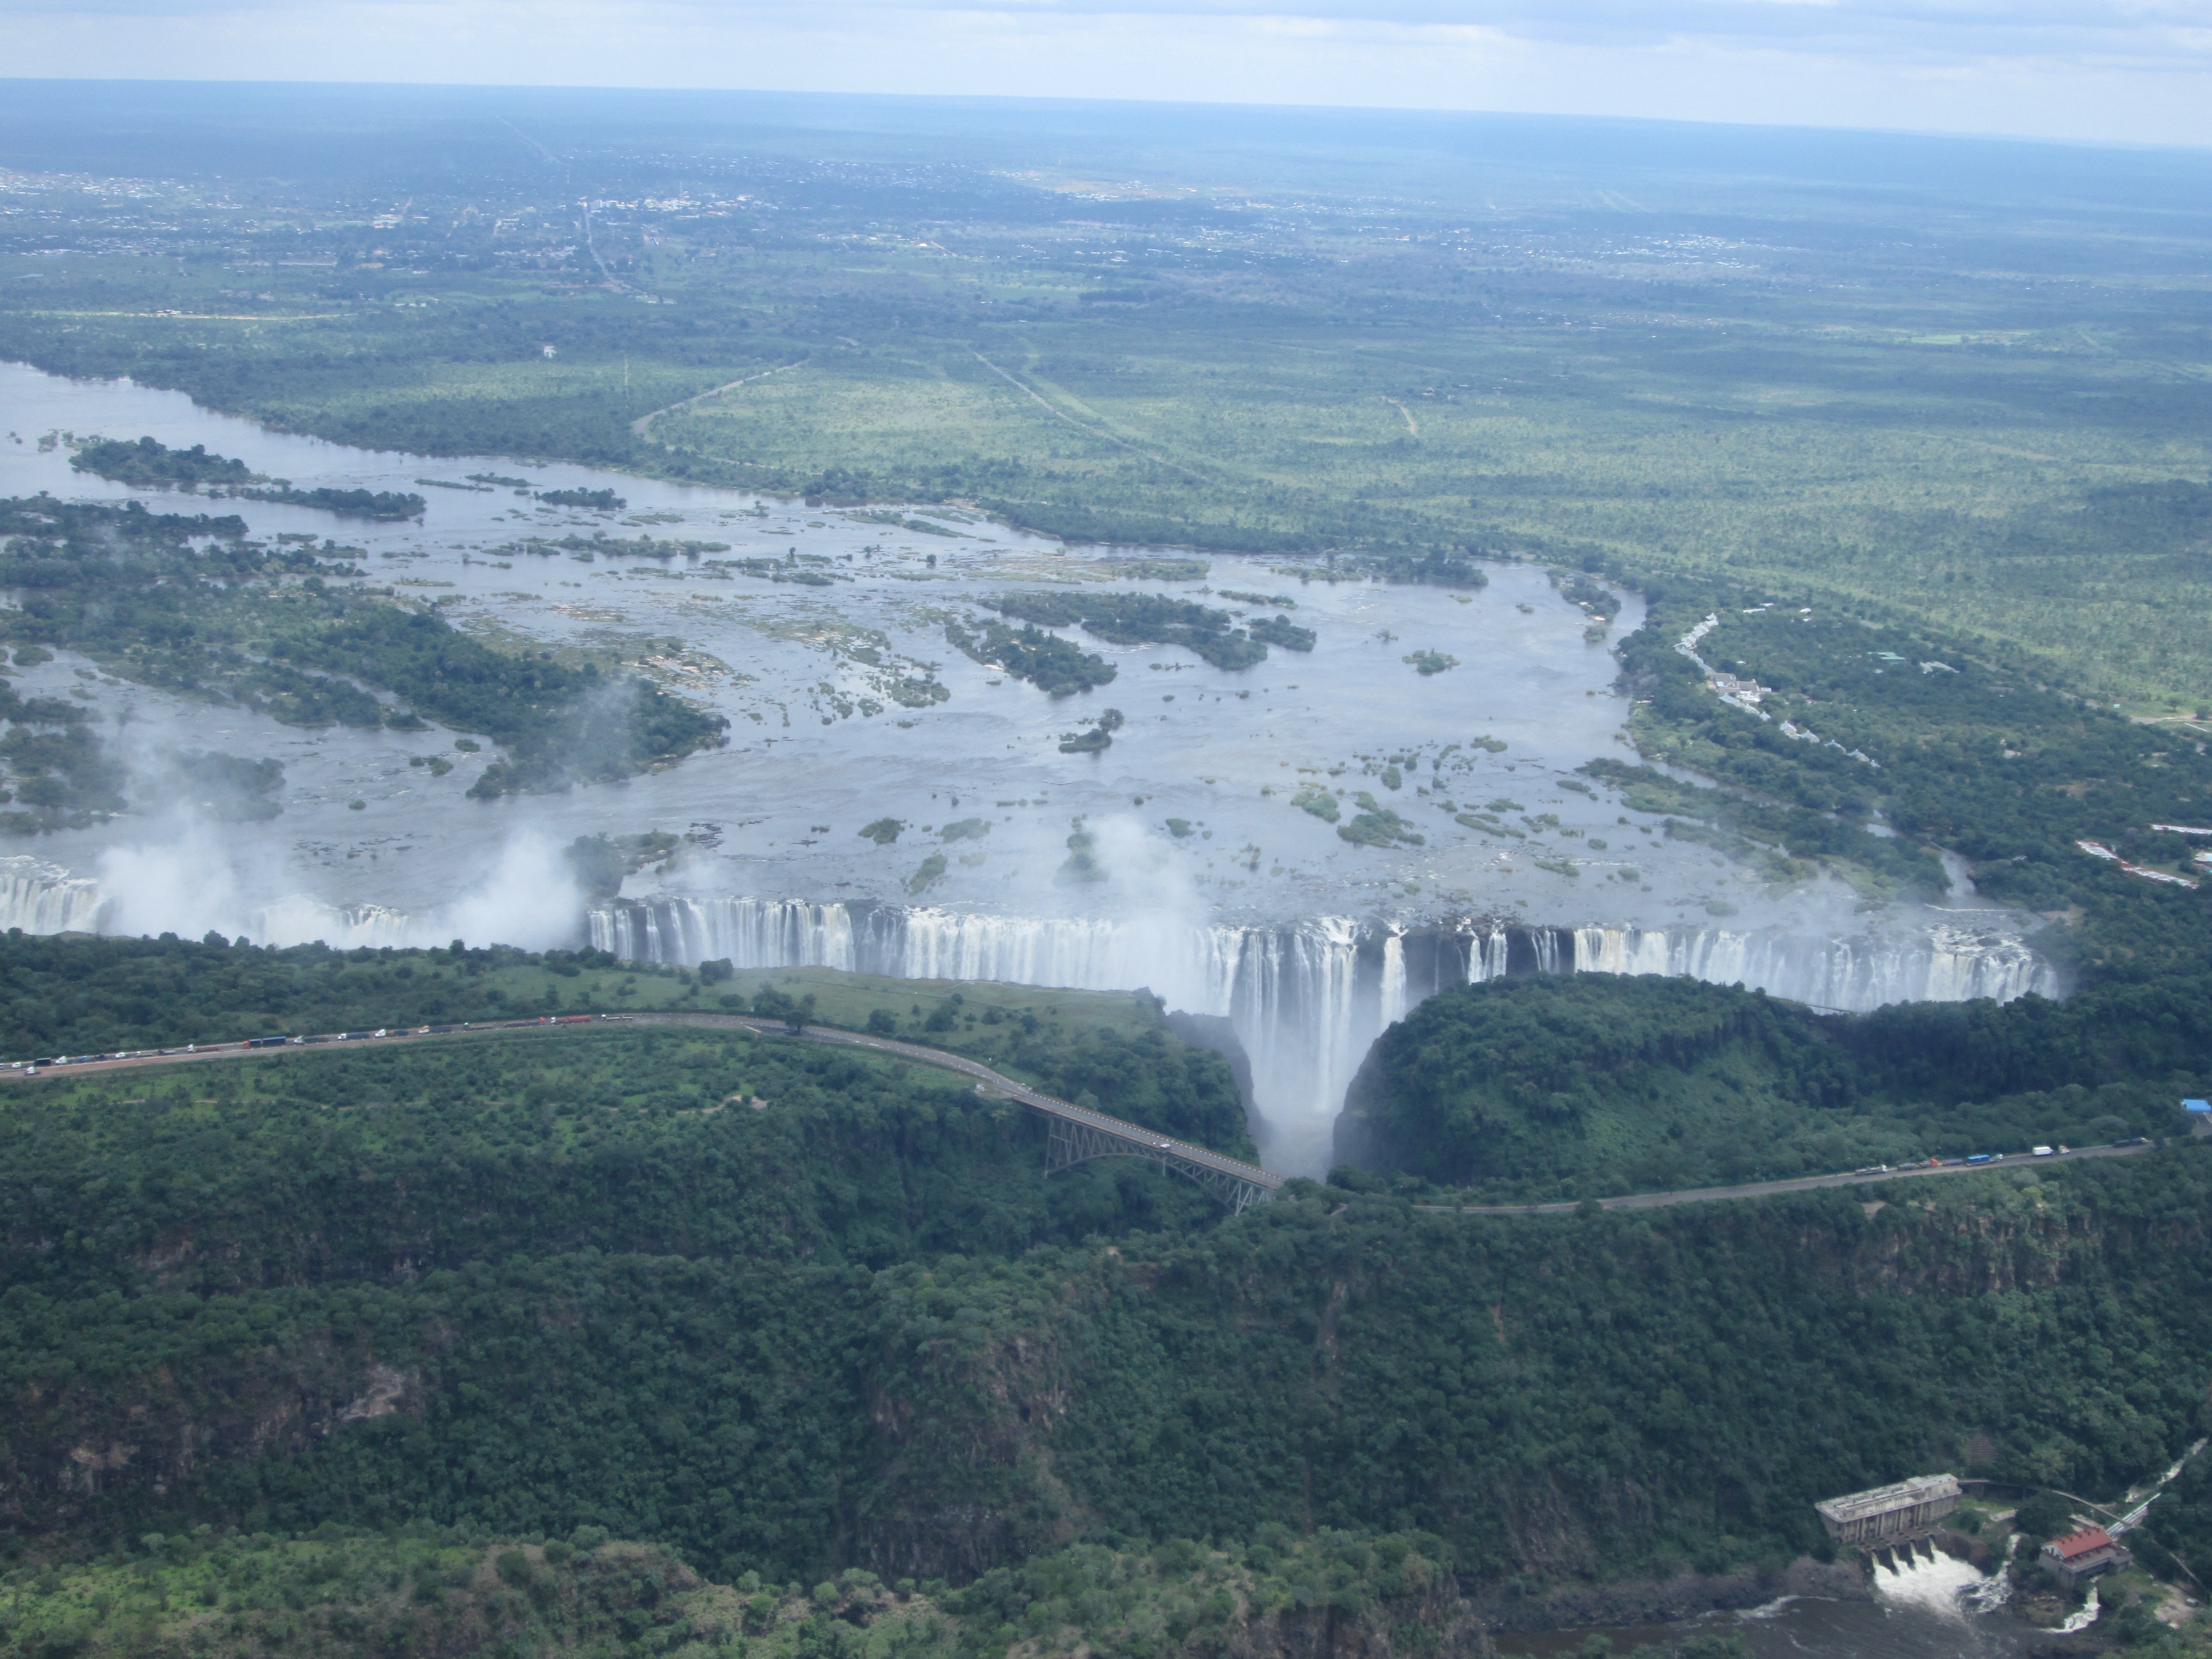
[1046,1116,1280,1213]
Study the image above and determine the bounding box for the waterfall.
[1378,927,1409,1029]
[0,857,108,934]
[589,898,2058,1175]
[1560,922,2051,1008]
[1468,928,1510,983]
[589,898,1385,1172]
[2054,1583,2101,1635]
[594,895,856,971]
[1870,1542,2001,1622]
[0,851,2058,1179]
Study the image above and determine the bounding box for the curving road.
[4,1013,2165,1215]
[1412,1136,2164,1216]
[0,1009,1284,1202]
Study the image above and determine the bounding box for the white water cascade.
[0,851,2059,1178]
[2053,1583,2101,1635]
[1871,1542,2005,1622]
[586,896,2060,1175]
[0,858,105,934]
[1562,922,2051,1009]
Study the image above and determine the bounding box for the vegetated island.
[0,494,725,813]
[945,615,1117,695]
[982,590,1313,670]
[535,486,627,510]
[71,435,425,518]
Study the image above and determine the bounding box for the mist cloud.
[96,830,586,952]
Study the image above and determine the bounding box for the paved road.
[0,1009,1285,1194]
[617,1012,1283,1192]
[1413,1137,2163,1216]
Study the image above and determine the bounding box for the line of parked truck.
[1853,1140,2153,1177]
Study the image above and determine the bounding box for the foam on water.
[2053,1584,2100,1635]
[1872,1547,1999,1622]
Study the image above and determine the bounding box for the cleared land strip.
[632,359,809,439]
[0,1008,1285,1198]
[966,349,1207,481]
[1415,1138,2162,1216]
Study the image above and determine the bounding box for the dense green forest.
[0,494,725,806]
[0,1023,1247,1296]
[0,1522,1664,1659]
[1335,973,2204,1200]
[8,1063,2212,1612]
[0,936,1246,1147]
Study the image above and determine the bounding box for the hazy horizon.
[2,0,2208,151]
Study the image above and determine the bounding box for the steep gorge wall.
[12,1162,2211,1588]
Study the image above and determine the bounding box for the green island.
[983,592,1279,672]
[536,487,627,511]
[70,435,255,488]
[0,494,725,812]
[231,484,426,519]
[72,435,425,517]
[944,617,1117,697]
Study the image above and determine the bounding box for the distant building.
[2042,1527,2129,1582]
[1815,1474,1960,1544]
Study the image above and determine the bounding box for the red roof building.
[2040,1527,2130,1581]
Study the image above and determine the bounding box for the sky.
[3,0,2208,149]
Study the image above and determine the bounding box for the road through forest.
[0,1011,2165,1213]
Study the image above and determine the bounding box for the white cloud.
[1,0,2207,145]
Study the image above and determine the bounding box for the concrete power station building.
[1814,1475,1961,1545]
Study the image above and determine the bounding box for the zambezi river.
[0,361,2057,1172]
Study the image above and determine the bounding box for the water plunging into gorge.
[585,897,2050,1172]
[0,363,2062,1172]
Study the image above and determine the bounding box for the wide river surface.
[0,362,2057,1170]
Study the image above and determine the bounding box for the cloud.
[2,0,2208,144]
[13,0,2206,65]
